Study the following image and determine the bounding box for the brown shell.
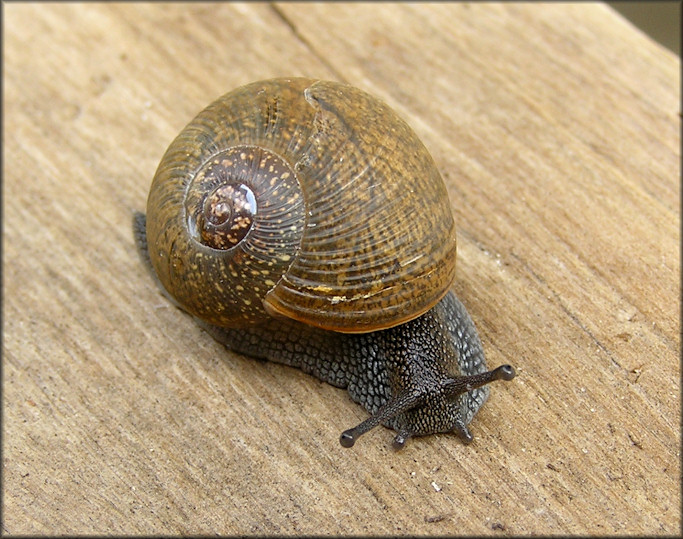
[145,78,457,333]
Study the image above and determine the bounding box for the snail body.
[136,77,514,448]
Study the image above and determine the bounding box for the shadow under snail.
[134,77,515,449]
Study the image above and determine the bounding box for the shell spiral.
[145,78,457,333]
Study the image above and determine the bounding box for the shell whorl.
[146,78,457,332]
[147,144,305,327]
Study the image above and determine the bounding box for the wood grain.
[3,2,679,535]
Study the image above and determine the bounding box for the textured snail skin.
[137,78,515,448]
[197,288,500,447]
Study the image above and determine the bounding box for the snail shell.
[146,77,457,333]
[140,77,516,448]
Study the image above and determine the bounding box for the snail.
[134,77,515,449]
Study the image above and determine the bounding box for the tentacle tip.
[453,423,474,444]
[392,432,410,450]
[495,364,516,381]
[339,430,356,448]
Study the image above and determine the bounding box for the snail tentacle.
[340,389,423,448]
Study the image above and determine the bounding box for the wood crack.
[270,3,347,83]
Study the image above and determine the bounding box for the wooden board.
[3,3,679,535]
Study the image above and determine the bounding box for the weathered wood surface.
[3,3,679,535]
